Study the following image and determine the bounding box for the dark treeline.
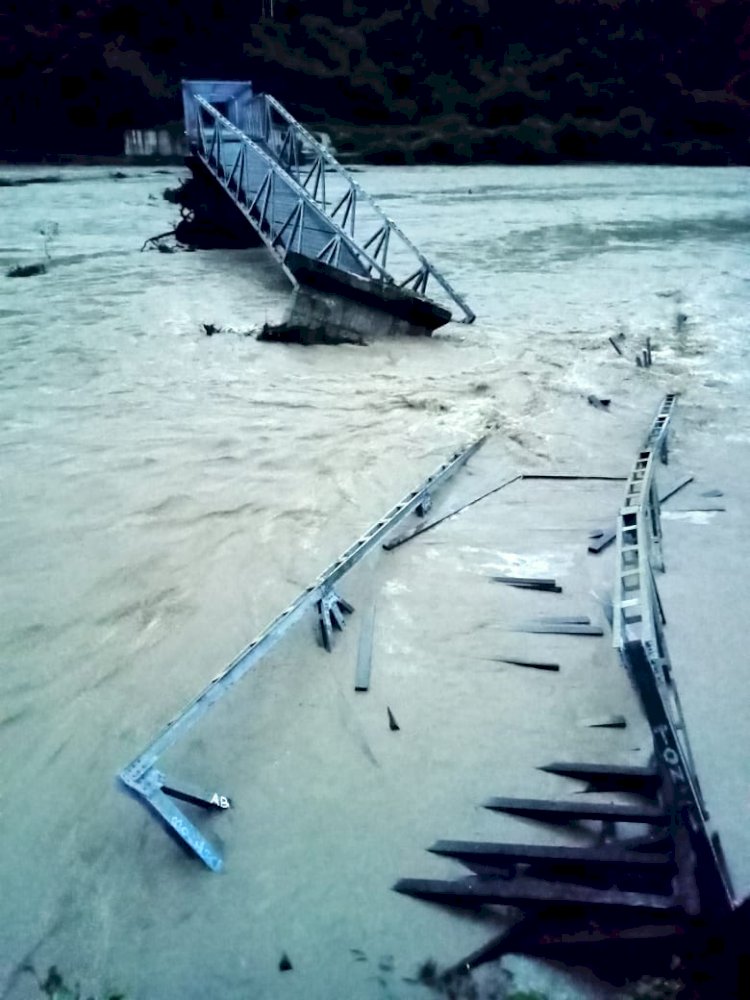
[2,0,749,162]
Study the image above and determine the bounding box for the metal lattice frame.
[612,395,734,912]
[395,395,737,972]
[119,436,485,871]
[188,89,475,323]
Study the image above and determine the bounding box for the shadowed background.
[1,0,749,163]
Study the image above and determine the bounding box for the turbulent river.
[1,163,749,999]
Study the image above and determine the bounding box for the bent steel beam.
[611,395,735,915]
[182,81,475,324]
[119,435,485,870]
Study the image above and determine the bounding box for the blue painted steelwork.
[180,80,475,324]
[612,396,735,912]
[643,392,678,462]
[119,436,485,870]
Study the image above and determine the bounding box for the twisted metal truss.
[613,394,734,911]
[187,86,475,323]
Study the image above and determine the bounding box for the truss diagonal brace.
[318,589,354,651]
[120,766,225,871]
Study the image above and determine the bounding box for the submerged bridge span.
[180,80,475,335]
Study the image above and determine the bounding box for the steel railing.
[188,90,475,323]
[118,436,485,871]
[612,394,735,913]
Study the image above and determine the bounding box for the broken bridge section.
[395,394,741,974]
[180,81,475,337]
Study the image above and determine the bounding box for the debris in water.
[490,575,561,593]
[588,528,616,553]
[258,321,365,346]
[581,714,627,729]
[163,184,183,203]
[492,657,560,672]
[587,395,611,410]
[512,620,603,636]
[354,604,376,692]
[6,262,46,278]
[660,475,694,504]
[383,474,521,551]
[140,229,178,251]
[416,959,438,985]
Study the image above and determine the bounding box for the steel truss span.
[119,436,485,870]
[181,80,475,325]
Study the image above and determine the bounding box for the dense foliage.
[2,1,748,161]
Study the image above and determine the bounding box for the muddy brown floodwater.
[1,164,749,999]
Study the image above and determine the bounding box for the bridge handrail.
[192,95,393,285]
[612,393,678,653]
[261,93,476,324]
[612,395,735,911]
[186,90,475,324]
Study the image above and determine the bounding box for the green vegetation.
[4,2,749,164]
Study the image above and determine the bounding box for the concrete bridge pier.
[279,252,452,341]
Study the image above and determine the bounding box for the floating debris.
[354,604,376,692]
[6,262,46,278]
[524,473,626,482]
[492,657,560,672]
[580,714,627,729]
[587,395,611,410]
[490,575,561,593]
[383,474,521,551]
[512,620,603,636]
[660,475,694,504]
[588,528,616,554]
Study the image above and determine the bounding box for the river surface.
[1,163,749,999]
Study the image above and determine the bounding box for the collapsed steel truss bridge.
[181,80,475,326]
